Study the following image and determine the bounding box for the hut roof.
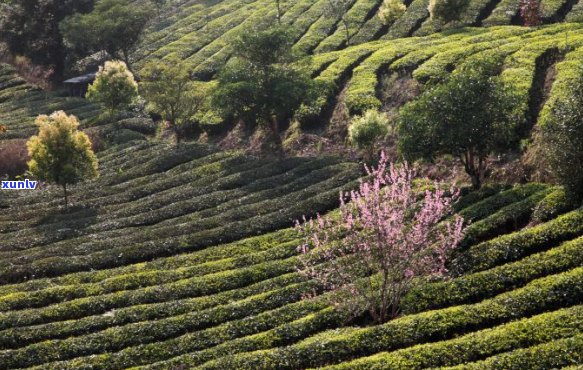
[63,73,96,84]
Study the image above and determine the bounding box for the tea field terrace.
[0,148,581,368]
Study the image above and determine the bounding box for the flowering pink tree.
[520,0,542,26]
[295,153,464,323]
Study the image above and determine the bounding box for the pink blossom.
[295,153,465,323]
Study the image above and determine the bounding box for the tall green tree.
[87,60,139,116]
[397,59,517,189]
[141,58,207,143]
[60,0,153,69]
[27,111,98,210]
[212,26,314,150]
[0,0,94,81]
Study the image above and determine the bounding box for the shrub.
[458,187,550,248]
[531,187,574,223]
[117,118,158,136]
[199,267,583,369]
[452,207,583,274]
[348,110,390,161]
[0,154,361,283]
[402,235,583,313]
[428,0,471,24]
[445,334,583,369]
[108,129,146,145]
[0,281,319,368]
[323,304,583,369]
[378,0,406,25]
[457,183,547,222]
[0,270,303,332]
[535,63,583,202]
[453,184,511,212]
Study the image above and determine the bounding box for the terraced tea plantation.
[5,23,583,146]
[0,139,581,368]
[135,0,583,78]
[0,64,103,140]
[301,22,583,124]
[136,22,583,138]
[1,0,582,365]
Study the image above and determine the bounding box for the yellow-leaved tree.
[87,60,139,116]
[378,0,406,25]
[27,111,98,210]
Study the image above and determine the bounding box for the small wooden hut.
[63,73,96,98]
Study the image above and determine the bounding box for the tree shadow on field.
[33,205,100,243]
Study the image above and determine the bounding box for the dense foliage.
[0,0,94,80]
[348,110,390,161]
[26,111,98,209]
[212,26,315,148]
[535,63,583,202]
[60,0,153,69]
[87,60,138,116]
[141,58,207,142]
[378,0,406,25]
[428,0,470,24]
[398,59,517,189]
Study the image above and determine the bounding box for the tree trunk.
[270,116,283,155]
[63,183,68,211]
[122,49,132,71]
[364,145,375,164]
[51,21,66,84]
[470,174,481,190]
[172,120,181,145]
[460,150,483,190]
[276,0,282,24]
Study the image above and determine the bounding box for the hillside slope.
[134,0,583,78]
[0,0,582,368]
[0,64,102,140]
[0,139,581,369]
[4,23,583,146]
